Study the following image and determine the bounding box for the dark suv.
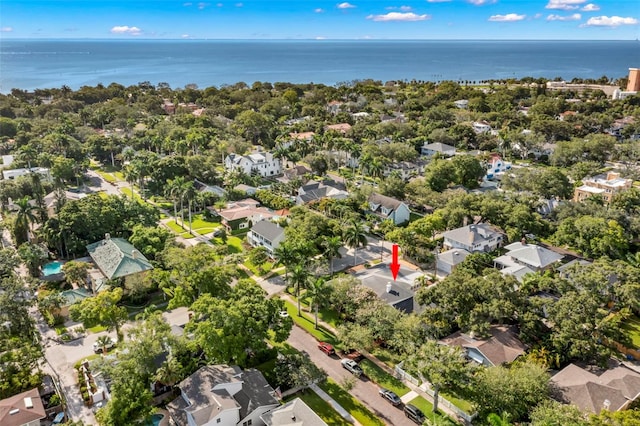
[403,404,426,424]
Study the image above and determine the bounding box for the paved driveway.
[287,326,416,426]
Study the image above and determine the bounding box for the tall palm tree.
[289,263,309,317]
[14,196,40,245]
[274,242,297,282]
[343,220,368,266]
[182,182,196,235]
[322,236,343,276]
[306,277,328,329]
[154,355,183,387]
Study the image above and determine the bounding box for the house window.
[217,419,221,424]
[239,222,247,229]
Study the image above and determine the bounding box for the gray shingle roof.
[443,224,501,247]
[368,193,404,211]
[438,248,471,266]
[504,242,563,269]
[86,237,153,280]
[250,220,284,242]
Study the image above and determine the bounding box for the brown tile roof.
[0,388,46,426]
[440,325,526,366]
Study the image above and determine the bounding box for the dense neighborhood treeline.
[1,77,639,425]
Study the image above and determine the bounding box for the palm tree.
[289,263,309,317]
[166,176,184,223]
[154,355,183,387]
[343,220,368,266]
[321,236,343,276]
[307,277,328,329]
[95,335,114,354]
[13,196,40,245]
[274,242,297,281]
[182,181,196,235]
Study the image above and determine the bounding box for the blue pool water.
[42,261,63,276]
[149,414,164,426]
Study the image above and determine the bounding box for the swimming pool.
[149,414,164,426]
[42,261,63,276]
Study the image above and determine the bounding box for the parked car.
[403,404,426,424]
[92,337,116,353]
[379,388,402,406]
[340,359,363,377]
[318,342,335,356]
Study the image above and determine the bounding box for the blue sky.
[0,0,638,40]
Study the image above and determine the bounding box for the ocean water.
[0,39,637,92]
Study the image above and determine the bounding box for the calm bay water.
[0,39,638,92]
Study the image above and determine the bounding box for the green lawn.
[190,214,222,234]
[289,391,352,426]
[244,260,274,277]
[622,315,640,348]
[120,187,143,203]
[165,220,195,239]
[319,379,385,426]
[440,391,475,414]
[370,346,403,367]
[408,396,456,425]
[112,171,125,181]
[87,325,107,333]
[95,169,116,183]
[282,299,338,345]
[211,235,244,253]
[358,359,410,397]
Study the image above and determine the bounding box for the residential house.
[233,184,258,196]
[43,189,87,217]
[247,220,285,257]
[2,167,52,181]
[215,199,281,232]
[283,132,315,150]
[195,179,227,198]
[484,153,511,181]
[557,259,593,279]
[87,235,153,280]
[324,123,352,134]
[421,142,456,158]
[573,172,633,204]
[436,248,471,275]
[472,121,492,134]
[167,365,279,426]
[440,326,526,367]
[354,264,424,313]
[1,155,15,168]
[383,160,427,181]
[296,180,349,205]
[0,388,47,426]
[351,112,370,121]
[551,361,640,414]
[326,101,343,115]
[442,224,503,253]
[261,398,327,426]
[225,152,282,178]
[454,99,469,109]
[367,193,410,225]
[494,242,564,282]
[279,165,312,184]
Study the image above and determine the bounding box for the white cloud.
[337,2,356,9]
[367,12,431,21]
[468,0,496,5]
[181,34,190,38]
[314,8,324,13]
[110,25,142,35]
[582,15,639,26]
[581,3,600,11]
[545,0,585,11]
[547,13,581,21]
[534,13,543,19]
[315,36,327,39]
[198,2,209,10]
[488,13,526,22]
[386,5,413,11]
[1,26,13,32]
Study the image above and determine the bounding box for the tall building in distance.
[627,67,640,92]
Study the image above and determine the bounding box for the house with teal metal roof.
[86,235,153,280]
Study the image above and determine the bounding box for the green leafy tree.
[405,341,475,414]
[450,155,485,189]
[70,288,128,342]
[469,361,549,421]
[62,260,90,287]
[17,242,48,277]
[530,400,589,426]
[273,352,327,390]
[289,263,310,316]
[0,248,20,278]
[343,219,368,266]
[187,281,292,366]
[128,224,173,260]
[321,235,342,276]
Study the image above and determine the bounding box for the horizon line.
[1,37,637,42]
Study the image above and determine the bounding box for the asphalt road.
[287,326,416,426]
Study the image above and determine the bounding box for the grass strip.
[408,396,456,425]
[292,390,353,425]
[282,299,338,345]
[319,379,385,426]
[359,358,410,397]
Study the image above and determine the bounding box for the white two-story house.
[367,193,411,225]
[247,220,285,257]
[442,224,503,253]
[225,152,282,178]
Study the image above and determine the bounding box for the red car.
[318,342,336,356]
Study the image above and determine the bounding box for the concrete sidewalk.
[309,383,360,425]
